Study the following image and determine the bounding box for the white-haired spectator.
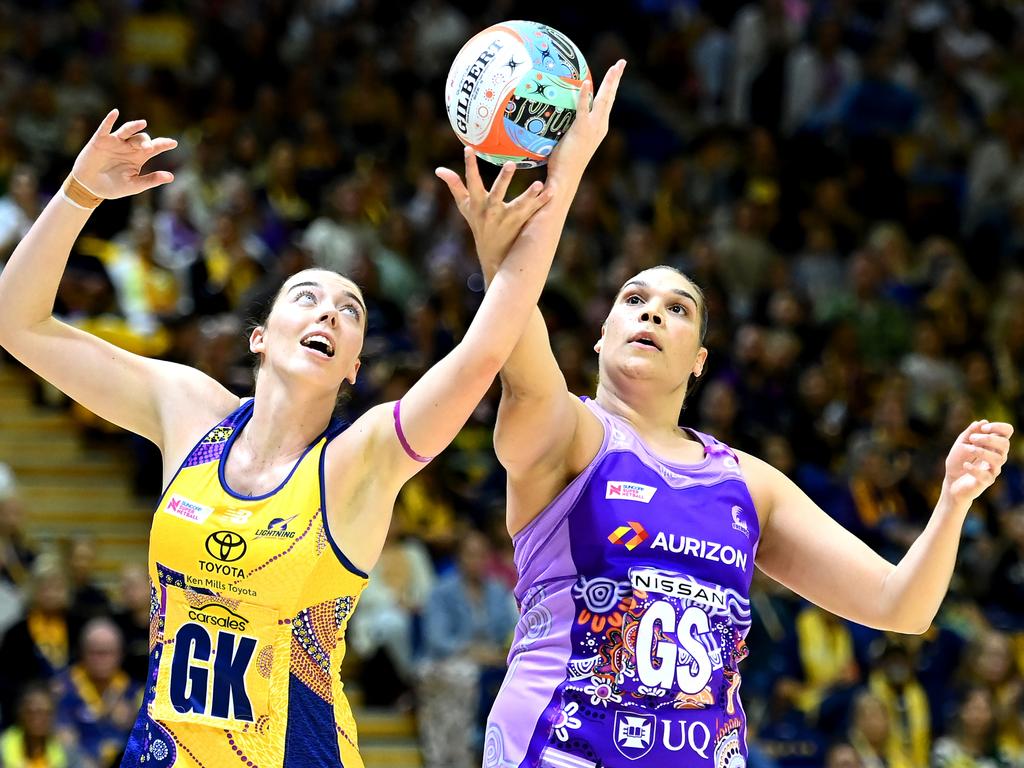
[55,618,140,768]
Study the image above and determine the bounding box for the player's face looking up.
[250,268,366,389]
[596,266,708,392]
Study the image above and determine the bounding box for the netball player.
[433,194,1013,766]
[0,59,624,768]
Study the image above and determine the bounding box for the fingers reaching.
[93,109,120,140]
[126,132,152,150]
[114,119,148,141]
[488,162,516,202]
[464,147,486,201]
[508,180,551,220]
[435,166,469,206]
[145,137,178,159]
[132,170,175,193]
[574,77,594,117]
[591,59,626,121]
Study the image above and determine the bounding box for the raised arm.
[0,111,236,449]
[753,420,1014,633]
[358,61,626,493]
[439,63,625,532]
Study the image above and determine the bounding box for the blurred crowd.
[0,0,1023,766]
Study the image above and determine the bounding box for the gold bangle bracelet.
[61,174,103,210]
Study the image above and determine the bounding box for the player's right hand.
[71,109,177,199]
[436,148,552,270]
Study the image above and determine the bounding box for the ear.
[693,347,708,378]
[346,358,361,386]
[594,324,606,354]
[249,326,266,355]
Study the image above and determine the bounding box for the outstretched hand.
[72,109,177,199]
[436,149,552,270]
[547,59,626,179]
[944,420,1014,504]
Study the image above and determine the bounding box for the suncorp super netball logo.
[606,481,657,503]
[164,494,213,524]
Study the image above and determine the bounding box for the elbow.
[880,612,934,636]
[900,619,933,636]
[466,349,505,384]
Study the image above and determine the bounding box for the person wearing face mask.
[0,59,625,768]
[435,182,1015,765]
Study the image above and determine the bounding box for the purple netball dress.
[485,398,760,768]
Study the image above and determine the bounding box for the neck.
[246,376,338,461]
[960,733,986,753]
[595,380,688,439]
[23,734,46,757]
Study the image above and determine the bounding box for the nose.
[319,308,338,327]
[640,309,663,326]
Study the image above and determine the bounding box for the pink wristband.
[393,400,433,463]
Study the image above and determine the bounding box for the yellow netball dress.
[121,399,369,767]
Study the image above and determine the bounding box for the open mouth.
[300,334,335,358]
[629,334,661,350]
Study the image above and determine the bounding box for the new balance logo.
[609,521,649,551]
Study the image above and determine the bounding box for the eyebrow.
[621,280,698,306]
[288,280,367,315]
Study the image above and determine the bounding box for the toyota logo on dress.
[205,531,247,562]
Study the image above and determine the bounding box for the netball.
[444,20,591,168]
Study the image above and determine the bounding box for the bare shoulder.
[322,402,396,491]
[506,394,605,535]
[154,361,241,437]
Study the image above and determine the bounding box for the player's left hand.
[943,420,1014,505]
[436,149,552,270]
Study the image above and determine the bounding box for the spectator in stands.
[0,683,78,768]
[0,461,34,636]
[792,604,861,732]
[417,529,518,768]
[0,164,42,262]
[348,524,435,708]
[65,536,110,624]
[0,553,77,728]
[932,686,1013,768]
[110,564,151,686]
[847,690,914,768]
[54,618,140,768]
[866,641,931,767]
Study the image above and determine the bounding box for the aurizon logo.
[608,521,649,551]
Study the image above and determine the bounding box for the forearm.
[497,309,563,398]
[0,192,91,340]
[878,490,970,633]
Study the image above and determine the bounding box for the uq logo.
[614,711,656,760]
[168,619,257,721]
